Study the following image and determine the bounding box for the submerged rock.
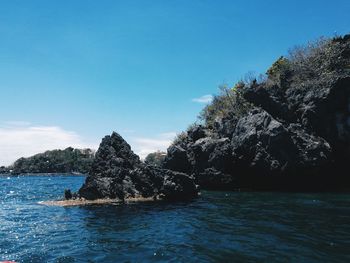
[77,132,198,201]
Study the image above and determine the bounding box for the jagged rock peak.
[77,131,199,201]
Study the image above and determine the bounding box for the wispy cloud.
[0,123,97,166]
[129,132,177,159]
[192,94,213,103]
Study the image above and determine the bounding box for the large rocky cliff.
[163,35,350,191]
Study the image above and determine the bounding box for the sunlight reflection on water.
[0,175,350,262]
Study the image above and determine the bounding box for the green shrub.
[286,36,349,85]
[266,56,291,82]
[199,84,252,128]
[264,36,350,88]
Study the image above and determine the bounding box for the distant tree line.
[0,147,95,175]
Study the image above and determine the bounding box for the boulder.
[192,137,232,173]
[163,144,192,174]
[187,125,206,141]
[64,189,73,200]
[231,109,298,174]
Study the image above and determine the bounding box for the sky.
[0,0,349,165]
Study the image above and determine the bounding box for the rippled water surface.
[1,175,350,262]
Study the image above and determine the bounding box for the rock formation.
[77,132,198,201]
[163,35,350,191]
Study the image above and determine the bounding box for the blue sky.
[0,0,349,164]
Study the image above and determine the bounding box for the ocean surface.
[0,175,349,263]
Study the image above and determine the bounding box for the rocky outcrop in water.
[78,132,198,201]
[163,35,350,191]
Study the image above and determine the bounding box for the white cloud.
[0,123,97,166]
[129,132,177,159]
[192,94,213,103]
[159,132,177,139]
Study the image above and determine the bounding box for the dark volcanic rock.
[163,35,350,191]
[230,109,333,190]
[159,168,199,200]
[192,137,232,173]
[0,166,9,174]
[187,125,206,141]
[163,145,193,174]
[78,132,198,201]
[231,109,298,174]
[64,189,73,200]
[198,168,236,190]
[213,116,239,138]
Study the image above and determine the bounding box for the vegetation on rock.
[199,85,253,129]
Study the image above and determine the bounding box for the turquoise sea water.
[0,175,349,262]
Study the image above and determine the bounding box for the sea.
[0,175,349,262]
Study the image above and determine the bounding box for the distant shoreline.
[0,172,87,177]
